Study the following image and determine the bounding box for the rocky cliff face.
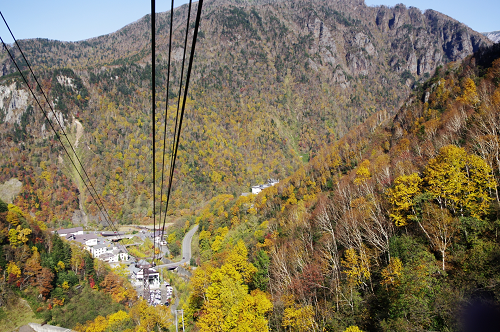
[0,0,490,79]
[483,30,500,43]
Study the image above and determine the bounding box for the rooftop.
[55,227,83,234]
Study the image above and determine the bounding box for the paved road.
[156,224,199,270]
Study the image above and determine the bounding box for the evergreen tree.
[252,249,270,291]
[84,252,95,279]
[0,198,8,213]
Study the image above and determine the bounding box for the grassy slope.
[0,299,43,332]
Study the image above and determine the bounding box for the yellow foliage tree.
[167,232,176,244]
[341,248,370,287]
[140,300,171,330]
[354,159,371,185]
[6,211,20,226]
[199,230,211,241]
[70,243,86,275]
[190,242,270,332]
[424,145,496,218]
[8,227,20,247]
[7,261,21,281]
[282,304,317,332]
[198,266,271,332]
[225,240,258,283]
[457,77,480,107]
[107,310,130,325]
[75,310,133,332]
[17,226,32,244]
[386,173,422,226]
[211,227,229,253]
[344,326,364,332]
[57,261,65,271]
[381,257,403,289]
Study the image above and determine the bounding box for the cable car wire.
[158,0,193,261]
[160,0,204,244]
[151,0,157,264]
[158,0,175,262]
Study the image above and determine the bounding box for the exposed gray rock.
[0,178,22,204]
[483,30,500,43]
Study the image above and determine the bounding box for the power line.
[151,0,157,264]
[160,0,204,243]
[158,0,193,259]
[0,13,129,255]
[158,0,175,262]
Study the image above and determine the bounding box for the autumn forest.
[1,0,500,331]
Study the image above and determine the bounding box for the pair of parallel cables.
[0,13,130,256]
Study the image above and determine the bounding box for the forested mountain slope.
[0,198,176,331]
[4,40,500,332]
[181,43,500,331]
[0,0,491,227]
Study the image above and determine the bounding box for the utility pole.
[182,309,185,331]
[175,309,184,331]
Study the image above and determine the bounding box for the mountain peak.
[483,30,500,43]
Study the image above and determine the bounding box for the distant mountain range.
[0,0,493,225]
[483,30,500,43]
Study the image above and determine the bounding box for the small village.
[53,179,281,309]
[54,226,179,308]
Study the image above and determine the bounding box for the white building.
[68,234,98,247]
[133,268,160,288]
[92,244,107,258]
[99,252,114,262]
[56,227,84,237]
[102,248,129,262]
[251,179,279,195]
[63,231,130,265]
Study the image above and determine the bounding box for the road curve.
[156,224,199,270]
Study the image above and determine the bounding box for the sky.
[0,0,499,45]
[0,0,191,44]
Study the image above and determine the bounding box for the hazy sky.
[0,0,498,45]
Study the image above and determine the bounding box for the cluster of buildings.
[241,178,279,196]
[129,261,174,306]
[56,227,129,263]
[129,260,161,289]
[57,227,176,305]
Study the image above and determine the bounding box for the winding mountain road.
[157,224,199,270]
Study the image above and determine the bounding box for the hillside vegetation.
[0,1,499,330]
[174,44,500,331]
[0,0,491,227]
[0,198,179,331]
